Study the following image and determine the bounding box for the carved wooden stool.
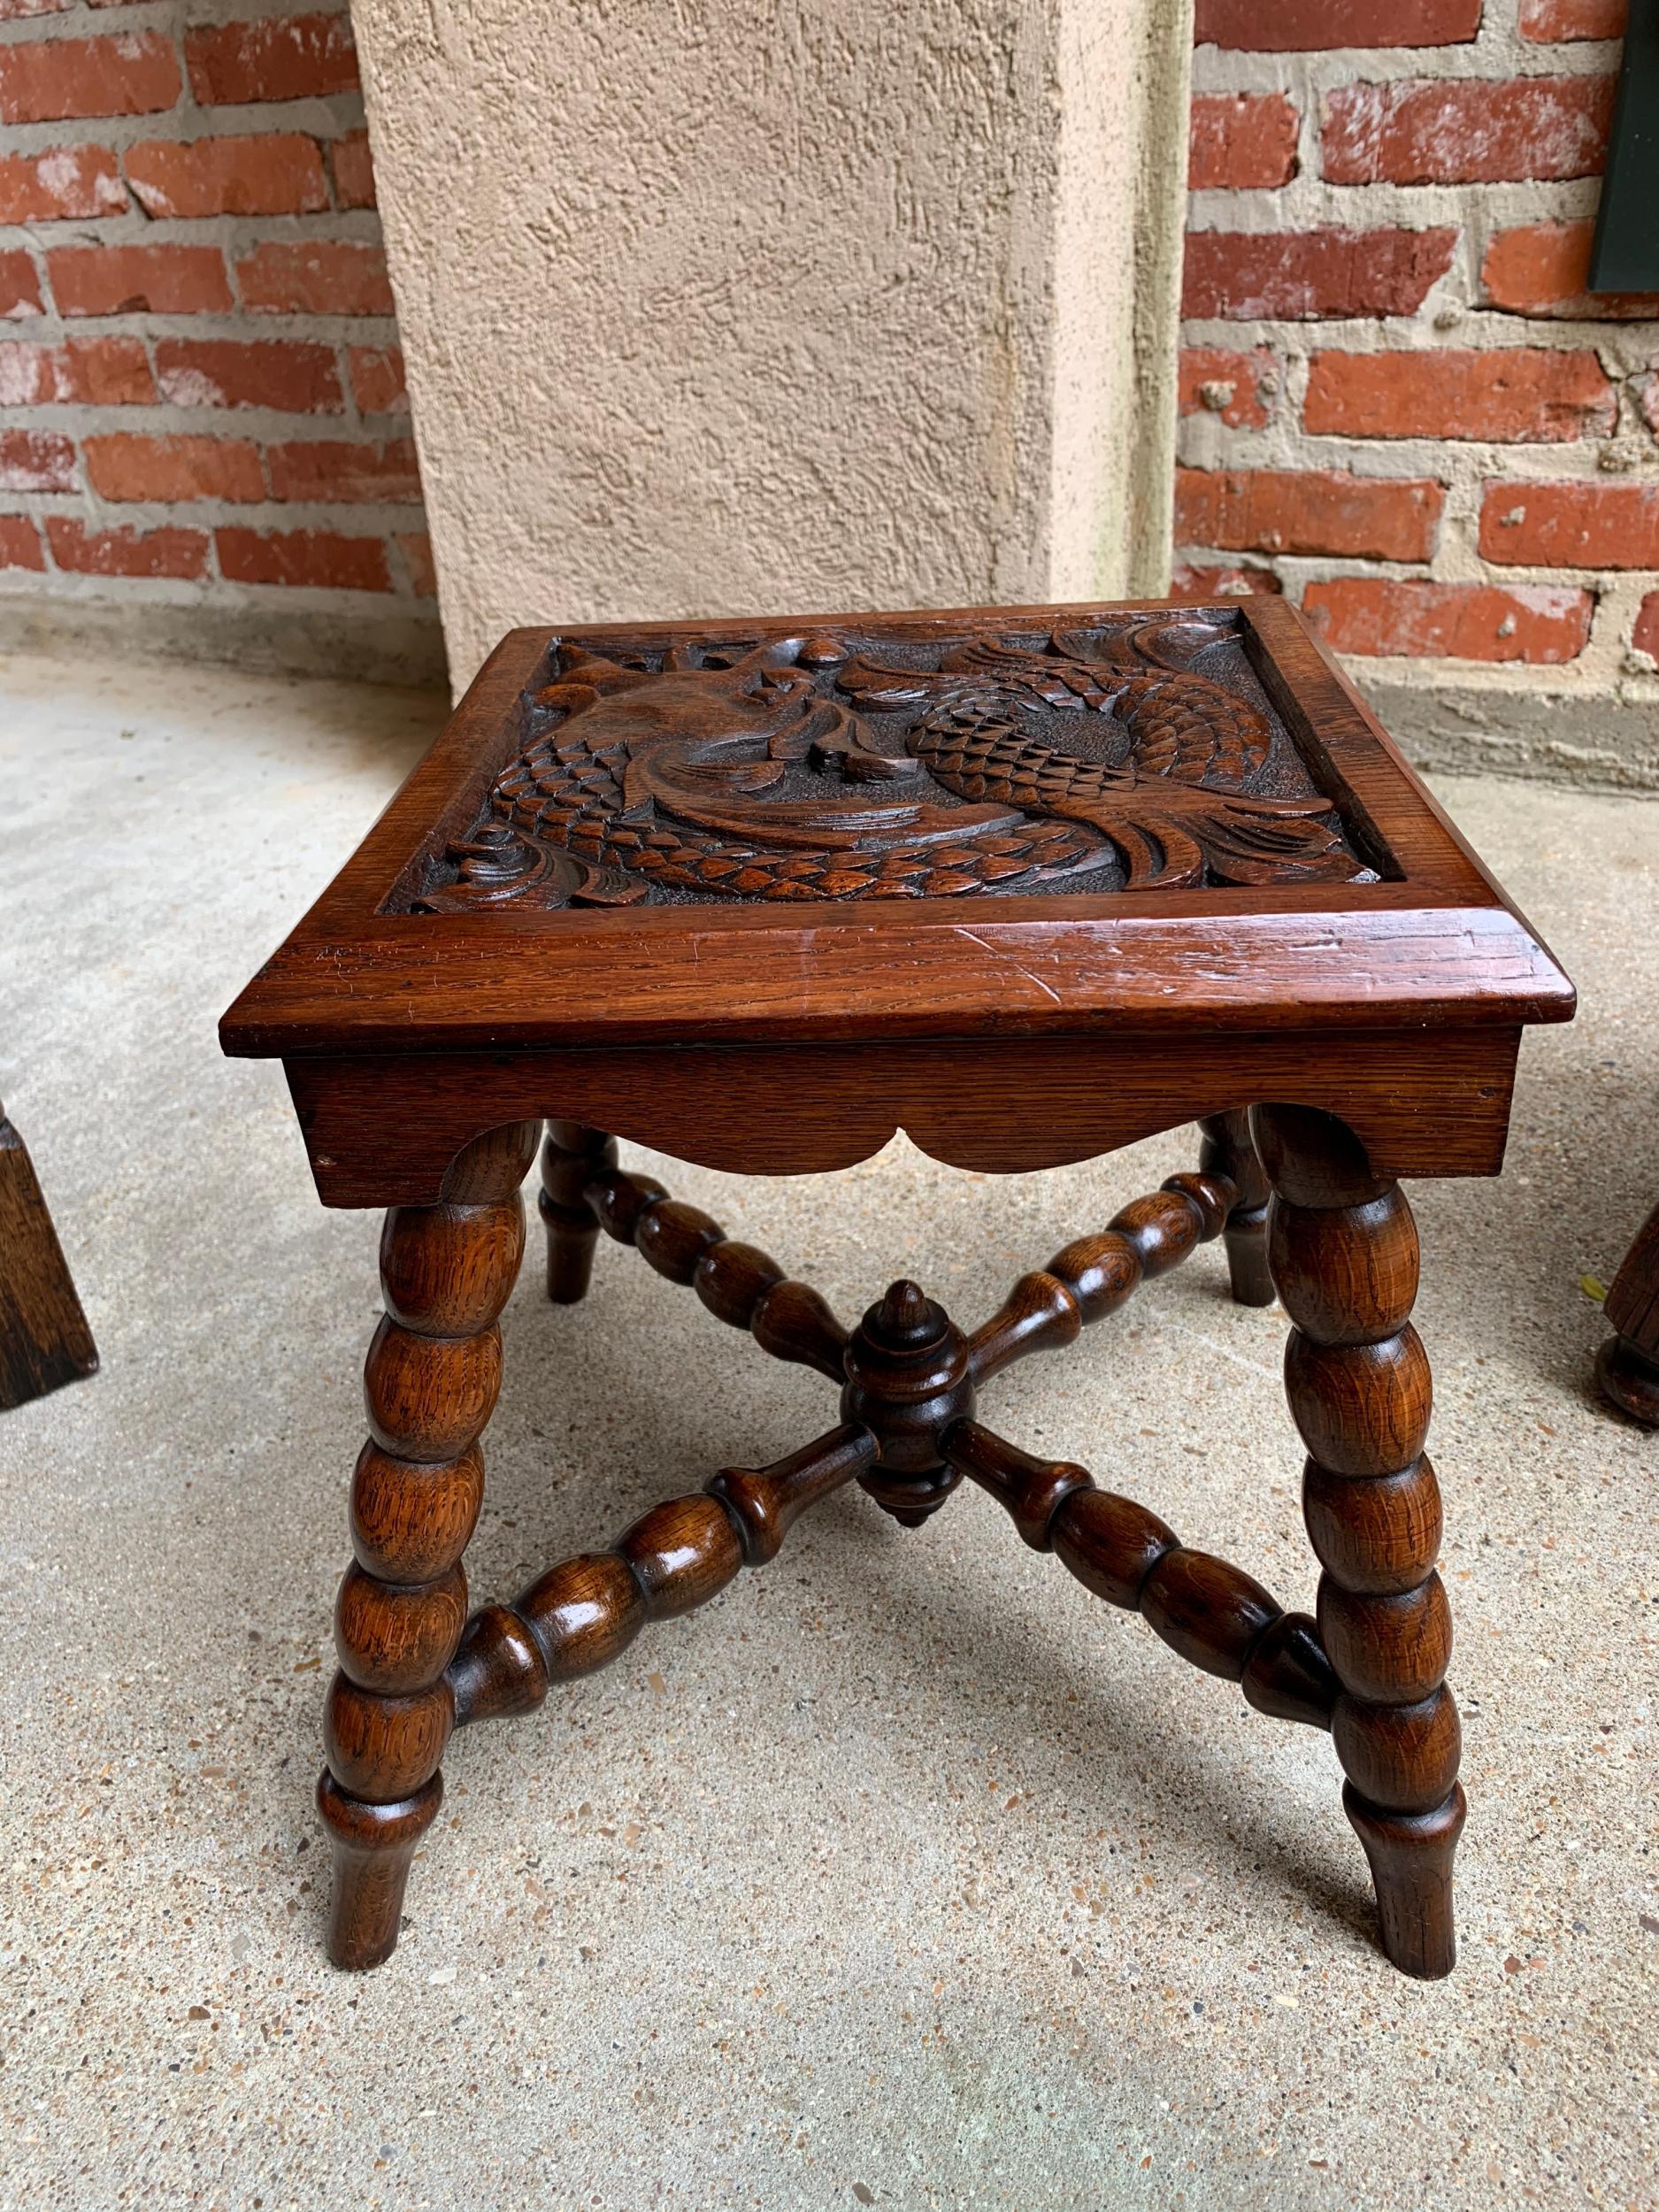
[220,596,1573,1981]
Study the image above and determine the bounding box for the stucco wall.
[349,0,1193,688]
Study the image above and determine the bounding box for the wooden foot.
[1344,1782,1466,1982]
[317,1770,442,1970]
[1253,1103,1462,1978]
[1598,1202,1659,1428]
[1199,1110,1276,1308]
[539,1120,614,1302]
[1597,1335,1659,1426]
[0,1103,97,1409]
[320,1118,540,1970]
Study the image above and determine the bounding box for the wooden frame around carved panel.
[220,595,1574,1985]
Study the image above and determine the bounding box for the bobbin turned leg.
[1252,1104,1463,1978]
[319,1118,541,1970]
[1199,1110,1275,1308]
[539,1120,616,1304]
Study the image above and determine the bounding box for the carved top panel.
[385,609,1381,915]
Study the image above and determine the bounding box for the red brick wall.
[2,1,1655,717]
[1179,0,1658,696]
[0,0,434,662]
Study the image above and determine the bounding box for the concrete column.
[350,0,1193,687]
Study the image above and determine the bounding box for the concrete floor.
[1,649,1655,2211]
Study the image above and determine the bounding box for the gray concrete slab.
[0,649,1654,2210]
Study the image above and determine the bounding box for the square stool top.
[220,596,1574,1061]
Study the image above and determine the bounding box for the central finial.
[841,1280,974,1527]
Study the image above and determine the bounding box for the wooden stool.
[220,596,1574,1981]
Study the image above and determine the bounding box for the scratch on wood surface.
[953,928,1063,1007]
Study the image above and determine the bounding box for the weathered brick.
[1481,219,1659,318]
[1176,466,1443,559]
[0,145,125,223]
[1189,95,1297,191]
[0,514,45,571]
[1519,0,1626,38]
[348,343,406,414]
[154,337,342,413]
[0,33,180,123]
[1196,0,1480,46]
[0,427,74,492]
[125,134,328,219]
[1323,77,1613,187]
[46,516,209,579]
[1179,346,1278,429]
[1171,560,1282,598]
[216,525,390,590]
[0,0,72,19]
[1636,373,1659,438]
[236,241,394,317]
[186,13,358,104]
[266,436,421,503]
[83,432,265,503]
[1303,578,1594,661]
[1182,228,1456,320]
[0,335,153,404]
[49,243,231,317]
[397,530,435,596]
[330,127,374,210]
[1479,481,1659,568]
[1304,348,1616,442]
[0,249,44,319]
[1633,592,1659,662]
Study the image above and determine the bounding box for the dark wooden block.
[0,1105,97,1411]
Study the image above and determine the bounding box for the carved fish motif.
[452,619,1367,906]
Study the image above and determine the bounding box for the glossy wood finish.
[539,1120,614,1302]
[1254,1102,1462,1979]
[1597,1201,1659,1426]
[581,1158,848,1382]
[219,594,1575,1983]
[282,1025,1532,1209]
[1198,1109,1276,1308]
[319,1118,539,1970]
[0,1103,97,1409]
[944,1421,1339,1729]
[222,598,1572,1074]
[969,1165,1234,1382]
[449,1425,875,1724]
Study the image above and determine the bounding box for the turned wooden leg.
[539,1120,616,1303]
[1252,1104,1463,1979]
[1199,1110,1275,1308]
[319,1118,541,1970]
[1596,1201,1659,1427]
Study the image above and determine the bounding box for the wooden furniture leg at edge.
[540,1120,616,1304]
[0,1102,98,1410]
[1198,1110,1276,1309]
[1252,1103,1464,1979]
[1596,1201,1659,1427]
[318,1118,541,1970]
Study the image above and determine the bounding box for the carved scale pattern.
[401,613,1373,911]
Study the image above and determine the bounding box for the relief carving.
[404,613,1372,911]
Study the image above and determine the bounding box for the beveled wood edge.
[280,1025,1525,1207]
[1243,596,1573,968]
[222,900,1573,1056]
